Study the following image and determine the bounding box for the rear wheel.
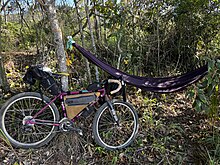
[93,100,139,150]
[0,92,60,148]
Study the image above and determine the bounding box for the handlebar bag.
[87,82,102,91]
[64,92,100,119]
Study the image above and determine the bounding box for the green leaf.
[187,90,195,99]
[215,85,219,92]
[217,61,220,69]
[207,75,213,86]
[197,88,204,95]
[198,79,208,89]
[198,94,207,104]
[208,60,215,71]
[195,100,202,112]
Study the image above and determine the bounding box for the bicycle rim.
[95,102,138,149]
[2,96,57,147]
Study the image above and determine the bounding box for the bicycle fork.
[106,100,119,125]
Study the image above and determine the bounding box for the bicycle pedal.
[75,128,83,136]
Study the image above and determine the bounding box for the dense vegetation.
[0,0,219,164]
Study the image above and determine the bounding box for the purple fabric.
[74,43,208,93]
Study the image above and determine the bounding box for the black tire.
[93,100,139,150]
[0,92,60,148]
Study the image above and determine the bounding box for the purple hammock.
[73,43,208,93]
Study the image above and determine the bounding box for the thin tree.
[38,0,68,91]
[1,0,11,22]
[73,0,92,84]
[84,0,99,82]
[0,1,10,92]
[93,0,101,42]
[0,0,10,12]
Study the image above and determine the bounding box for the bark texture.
[39,0,68,91]
[0,13,9,92]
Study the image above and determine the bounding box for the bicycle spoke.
[94,101,138,149]
[2,94,58,147]
[35,125,53,133]
[5,113,23,122]
[100,113,114,123]
[11,104,25,116]
[36,111,54,119]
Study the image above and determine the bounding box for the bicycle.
[0,65,139,150]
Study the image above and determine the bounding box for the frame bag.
[64,92,100,119]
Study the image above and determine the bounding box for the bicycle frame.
[26,88,106,127]
[1,66,138,150]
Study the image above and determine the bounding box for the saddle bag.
[23,66,60,95]
[64,92,100,119]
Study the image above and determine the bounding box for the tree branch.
[0,0,10,12]
[72,11,93,37]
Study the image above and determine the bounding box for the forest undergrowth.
[0,89,219,165]
[1,0,220,164]
[0,55,219,165]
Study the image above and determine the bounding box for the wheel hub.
[22,116,35,126]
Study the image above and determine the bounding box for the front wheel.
[0,92,60,148]
[93,100,139,150]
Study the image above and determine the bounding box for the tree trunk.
[74,0,92,84]
[0,14,9,92]
[93,1,101,42]
[156,4,160,76]
[85,0,99,82]
[117,34,122,69]
[39,0,68,91]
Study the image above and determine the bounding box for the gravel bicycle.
[0,66,139,150]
